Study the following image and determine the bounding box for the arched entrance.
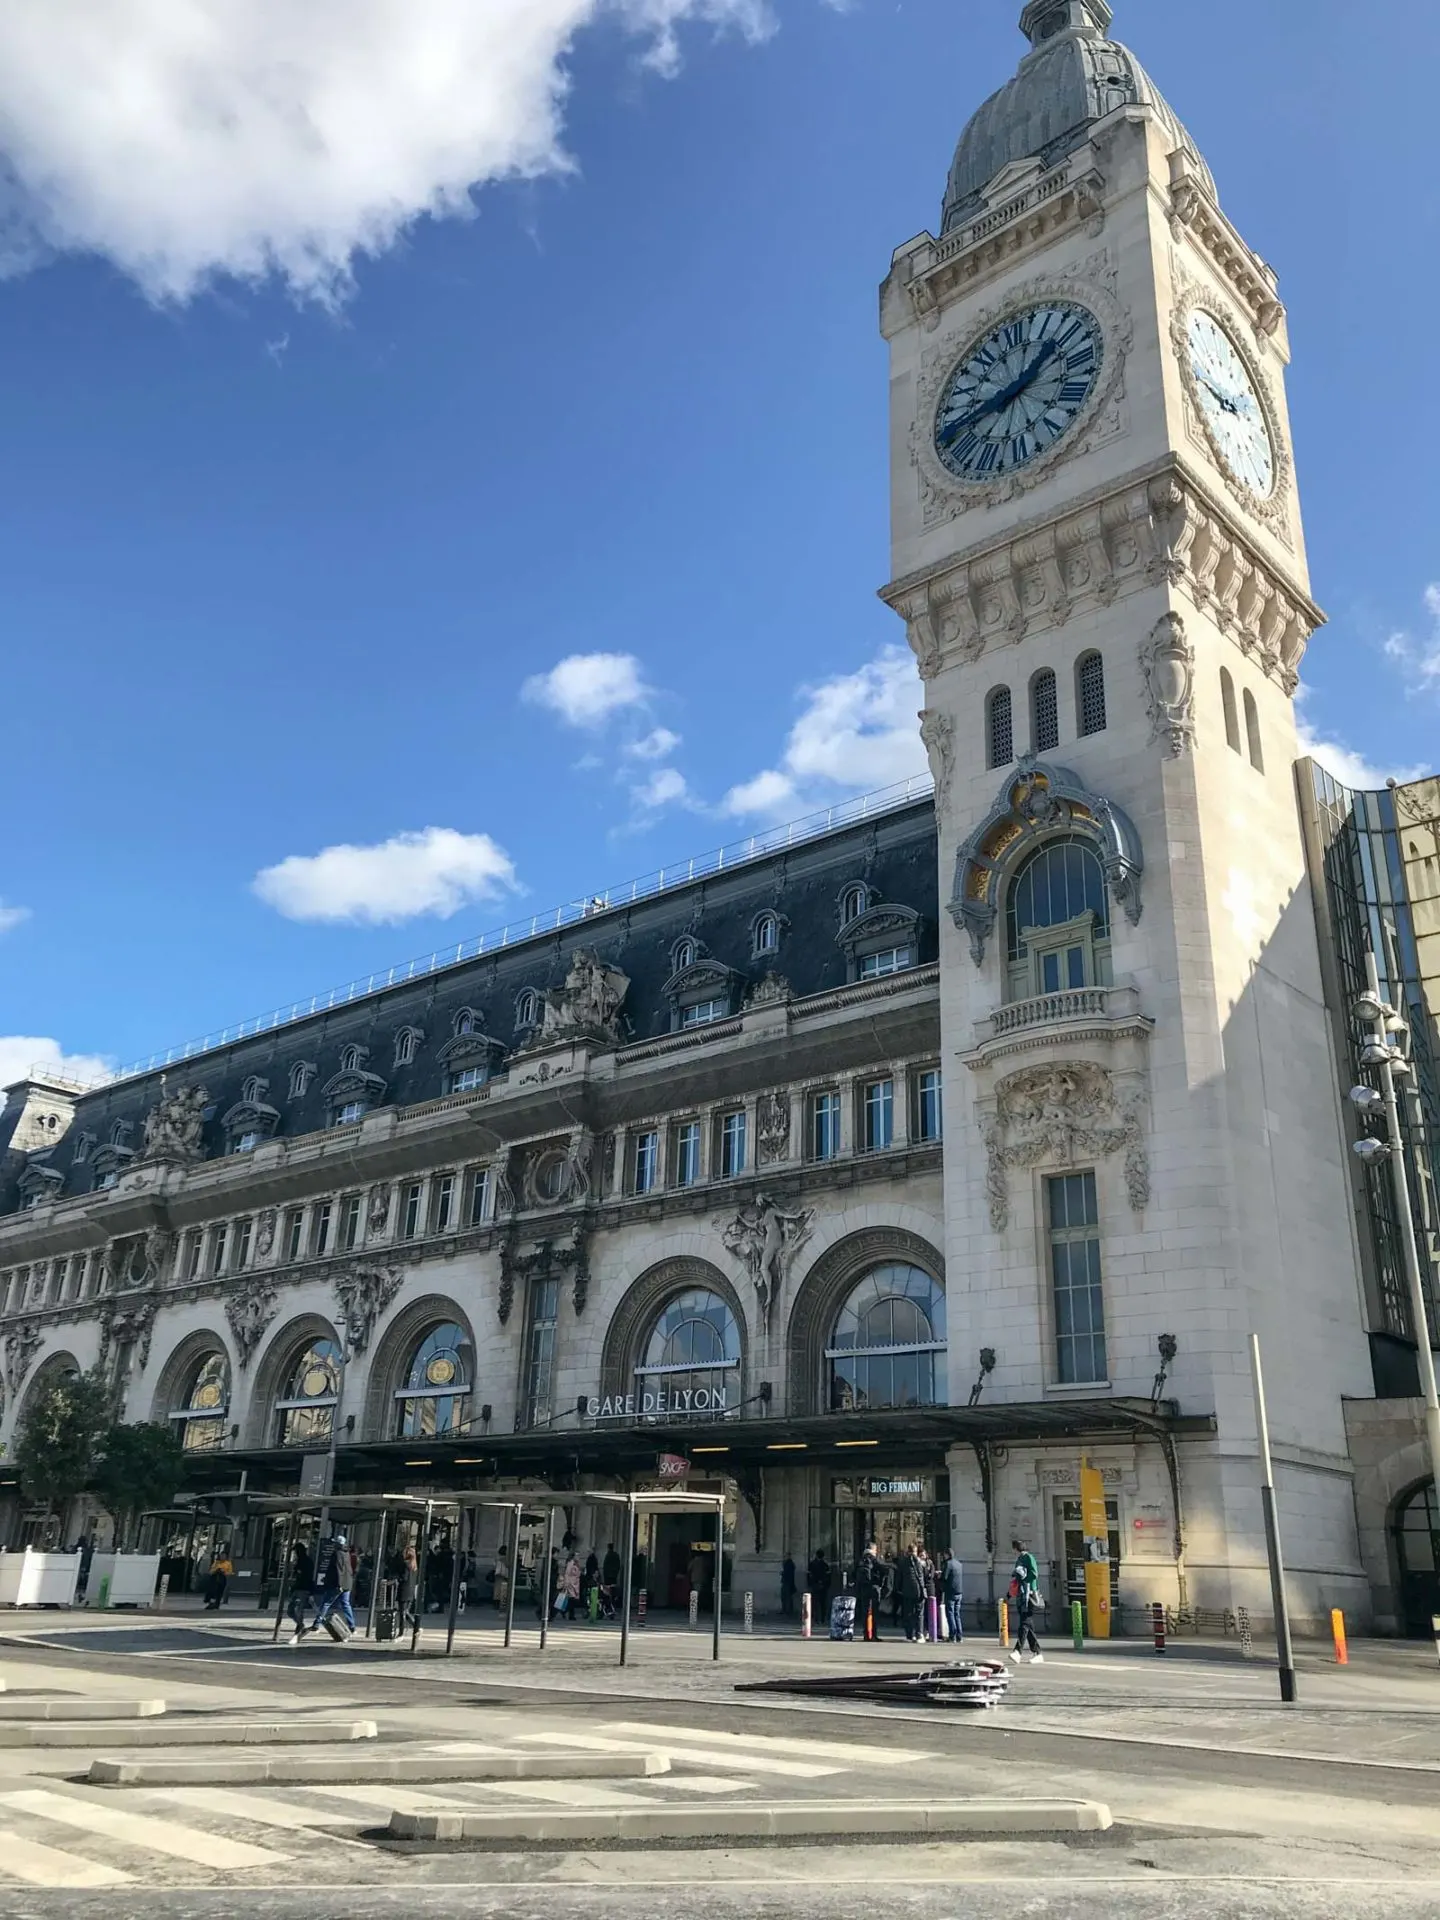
[1393,1479,1439,1637]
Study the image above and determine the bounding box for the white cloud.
[631,765,691,810]
[1382,582,1440,699]
[1296,720,1425,794]
[0,1036,114,1092]
[0,1,777,305]
[522,652,650,728]
[253,826,517,925]
[0,900,31,936]
[624,726,682,761]
[722,646,930,818]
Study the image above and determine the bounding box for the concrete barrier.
[0,1699,166,1722]
[0,1718,378,1749]
[387,1798,1113,1844]
[91,1749,671,1788]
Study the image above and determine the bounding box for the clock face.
[1186,310,1275,497]
[933,302,1105,482]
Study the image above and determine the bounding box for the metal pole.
[539,1505,558,1651]
[1364,950,1440,1496]
[503,1505,521,1650]
[365,1509,389,1642]
[712,1500,723,1665]
[270,1513,293,1644]
[444,1515,464,1657]
[1250,1336,1297,1704]
[410,1500,432,1656]
[619,1499,637,1669]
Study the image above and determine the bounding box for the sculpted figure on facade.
[539,950,629,1045]
[748,972,792,1008]
[982,1061,1149,1233]
[333,1265,404,1358]
[225,1283,279,1371]
[102,1301,157,1377]
[255,1209,277,1260]
[140,1083,209,1164]
[3,1325,42,1401]
[723,1194,814,1333]
[1140,612,1197,758]
[756,1093,791,1167]
[367,1183,392,1235]
[142,1226,175,1286]
[919,708,956,813]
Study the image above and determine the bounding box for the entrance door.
[1058,1497,1120,1613]
[1394,1480,1439,1637]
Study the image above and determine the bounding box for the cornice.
[882,455,1321,694]
[1167,154,1285,347]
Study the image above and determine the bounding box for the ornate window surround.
[598,1257,749,1411]
[951,756,1143,966]
[785,1227,946,1419]
[836,901,924,983]
[664,957,743,1031]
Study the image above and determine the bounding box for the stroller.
[594,1583,620,1622]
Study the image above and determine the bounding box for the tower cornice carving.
[881,457,1321,694]
[1167,153,1285,346]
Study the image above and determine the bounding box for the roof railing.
[32,774,936,1093]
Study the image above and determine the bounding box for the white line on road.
[145,1787,362,1831]
[0,1829,135,1888]
[0,1788,288,1869]
[469,1782,670,1808]
[518,1730,838,1778]
[601,1719,935,1765]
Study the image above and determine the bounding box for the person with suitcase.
[312,1531,356,1642]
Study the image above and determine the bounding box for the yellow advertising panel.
[1080,1457,1111,1639]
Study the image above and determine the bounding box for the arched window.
[394,1322,472,1438]
[241,1076,266,1105]
[515,989,539,1030]
[1030,669,1059,755]
[826,1264,947,1411]
[289,1061,316,1101]
[273,1337,342,1447]
[1243,688,1265,773]
[394,1027,421,1066]
[839,886,867,927]
[1005,835,1112,1001]
[754,912,779,956]
[672,938,697,971]
[339,1044,364,1074]
[453,1010,476,1038]
[169,1352,230,1454]
[110,1121,128,1147]
[1076,652,1107,736]
[635,1289,741,1417]
[1393,1478,1438,1636]
[1220,667,1241,753]
[986,687,1013,771]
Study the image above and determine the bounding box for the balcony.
[962,984,1153,1075]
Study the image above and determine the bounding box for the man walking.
[857,1539,886,1642]
[941,1549,964,1645]
[780,1553,797,1618]
[311,1531,356,1640]
[1008,1537,1044,1664]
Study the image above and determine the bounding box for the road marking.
[0,1789,287,1869]
[655,1776,757,1795]
[519,1731,838,1778]
[146,1787,359,1831]
[0,1830,134,1888]
[302,1784,488,1817]
[601,1720,935,1765]
[470,1782,668,1808]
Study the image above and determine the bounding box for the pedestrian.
[602,1541,621,1592]
[632,1548,649,1610]
[583,1548,600,1613]
[1008,1537,1044,1664]
[780,1553,797,1618]
[202,1549,233,1610]
[286,1539,315,1641]
[857,1538,886,1642]
[687,1549,708,1610]
[900,1547,926,1642]
[312,1531,356,1638]
[492,1543,511,1615]
[77,1535,96,1601]
[561,1551,582,1623]
[398,1540,419,1626]
[941,1549,964,1645]
[807,1549,832,1624]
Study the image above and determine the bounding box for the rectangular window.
[313,1202,333,1257]
[452,1065,487,1093]
[234,1219,252,1272]
[433,1173,455,1232]
[862,1079,894,1152]
[1040,943,1088,994]
[810,1091,842,1162]
[401,1182,423,1240]
[340,1193,362,1252]
[860,946,914,980]
[1048,1171,1107,1385]
[719,1110,747,1179]
[284,1209,304,1263]
[525,1276,561,1428]
[209,1224,228,1277]
[633,1130,659,1195]
[681,999,727,1028]
[673,1120,701,1188]
[333,1100,366,1127]
[914,1069,943,1144]
[468,1166,491,1227]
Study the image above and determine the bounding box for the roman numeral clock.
[933,302,1105,483]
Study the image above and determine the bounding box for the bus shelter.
[238,1488,729,1668]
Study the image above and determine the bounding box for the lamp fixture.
[1353,1137,1391,1164]
[404,1460,433,1468]
[1353,990,1388,1024]
[835,1439,880,1449]
[1349,1086,1384,1115]
[766,1443,807,1452]
[691,1446,730,1455]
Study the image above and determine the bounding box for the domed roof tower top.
[943,2,1215,231]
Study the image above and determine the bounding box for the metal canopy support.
[619,1499,637,1669]
[503,1504,521,1650]
[444,1515,465,1656]
[712,1498,723,1664]
[538,1504,558,1652]
[366,1508,390,1641]
[410,1499,433,1657]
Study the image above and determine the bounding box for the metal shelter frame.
[240,1488,729,1667]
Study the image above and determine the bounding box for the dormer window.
[393,1026,424,1067]
[289,1061,316,1101]
[334,1101,366,1127]
[74,1132,94,1165]
[681,999,727,1029]
[752,911,784,958]
[515,989,539,1031]
[672,937,698,971]
[837,896,924,985]
[110,1121,129,1148]
[339,1044,366,1074]
[453,1010,477,1038]
[839,884,869,927]
[232,1131,261,1154]
[241,1076,268,1106]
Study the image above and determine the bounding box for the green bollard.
[1071,1599,1085,1651]
[589,1584,600,1624]
[97,1574,112,1612]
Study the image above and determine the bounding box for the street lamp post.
[1348,951,1440,1502]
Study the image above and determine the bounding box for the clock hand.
[1196,368,1242,416]
[939,340,1061,446]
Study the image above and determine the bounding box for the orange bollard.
[1331,1608,1349,1666]
[998,1599,1010,1647]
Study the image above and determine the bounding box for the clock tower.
[884,1,1373,1620]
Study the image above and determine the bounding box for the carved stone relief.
[102,1301,157,1377]
[367,1183,392,1235]
[255,1209,277,1260]
[919,709,956,812]
[333,1265,404,1358]
[225,1283,279,1371]
[140,1084,209,1164]
[722,1195,814,1335]
[142,1227,176,1287]
[3,1324,42,1400]
[536,950,629,1046]
[980,1060,1149,1233]
[1140,612,1197,758]
[756,1094,791,1167]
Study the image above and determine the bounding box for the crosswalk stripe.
[301,1784,490,1817]
[146,1787,359,1831]
[470,1782,668,1809]
[654,1776,757,1795]
[602,1719,935,1765]
[518,1731,837,1778]
[0,1788,287,1869]
[0,1829,134,1888]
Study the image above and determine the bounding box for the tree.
[12,1368,114,1523]
[90,1422,187,1551]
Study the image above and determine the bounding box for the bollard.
[153,1574,170,1613]
[801,1592,812,1640]
[97,1574,112,1612]
[744,1591,754,1634]
[1071,1599,1085,1652]
[1151,1601,1166,1655]
[1238,1606,1253,1658]
[589,1584,600,1624]
[998,1599,1009,1648]
[1331,1609,1349,1666]
[637,1588,648,1628]
[926,1596,939,1643]
[688,1590,699,1630]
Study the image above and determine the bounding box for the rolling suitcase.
[323,1608,354,1644]
[829,1594,856,1642]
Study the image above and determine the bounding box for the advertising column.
[1080,1458,1111,1640]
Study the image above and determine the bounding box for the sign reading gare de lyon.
[584,1387,731,1419]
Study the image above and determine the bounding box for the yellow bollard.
[1331,1608,1349,1666]
[998,1599,1010,1647]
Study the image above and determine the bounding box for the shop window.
[826,1264,946,1412]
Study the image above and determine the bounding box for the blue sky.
[0,0,1436,1086]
